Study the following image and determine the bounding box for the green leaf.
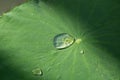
[0,0,120,80]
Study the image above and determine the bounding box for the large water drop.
[53,33,75,49]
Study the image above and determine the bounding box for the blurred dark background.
[0,0,27,15]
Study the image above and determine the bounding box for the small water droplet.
[32,68,43,76]
[53,33,75,49]
[80,50,84,54]
[75,38,82,44]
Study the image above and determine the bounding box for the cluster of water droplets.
[32,33,84,77]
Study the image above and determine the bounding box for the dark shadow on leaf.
[0,49,45,80]
[43,0,120,61]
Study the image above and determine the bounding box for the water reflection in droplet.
[80,50,84,54]
[32,68,43,76]
[53,33,75,49]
